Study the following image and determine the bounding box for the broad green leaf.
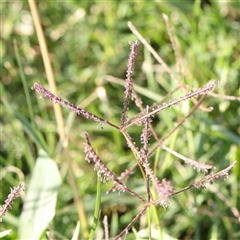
[18,149,62,239]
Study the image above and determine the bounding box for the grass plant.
[1,1,239,240]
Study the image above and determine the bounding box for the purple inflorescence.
[128,80,219,128]
[84,133,115,184]
[0,183,24,222]
[126,40,140,79]
[192,161,236,189]
[121,41,140,127]
[32,82,105,123]
[156,179,174,207]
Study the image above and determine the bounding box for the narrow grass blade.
[2,98,48,154]
[89,174,101,240]
[13,39,35,126]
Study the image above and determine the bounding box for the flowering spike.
[121,40,140,127]
[0,183,24,222]
[138,106,174,204]
[32,83,119,130]
[140,106,151,148]
[162,145,215,174]
[123,81,219,130]
[192,161,237,189]
[155,179,174,208]
[84,133,146,202]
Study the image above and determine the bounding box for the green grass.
[1,1,239,239]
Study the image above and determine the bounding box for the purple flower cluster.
[155,179,174,208]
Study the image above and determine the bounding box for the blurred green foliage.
[1,1,239,239]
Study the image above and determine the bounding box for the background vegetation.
[1,1,239,239]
